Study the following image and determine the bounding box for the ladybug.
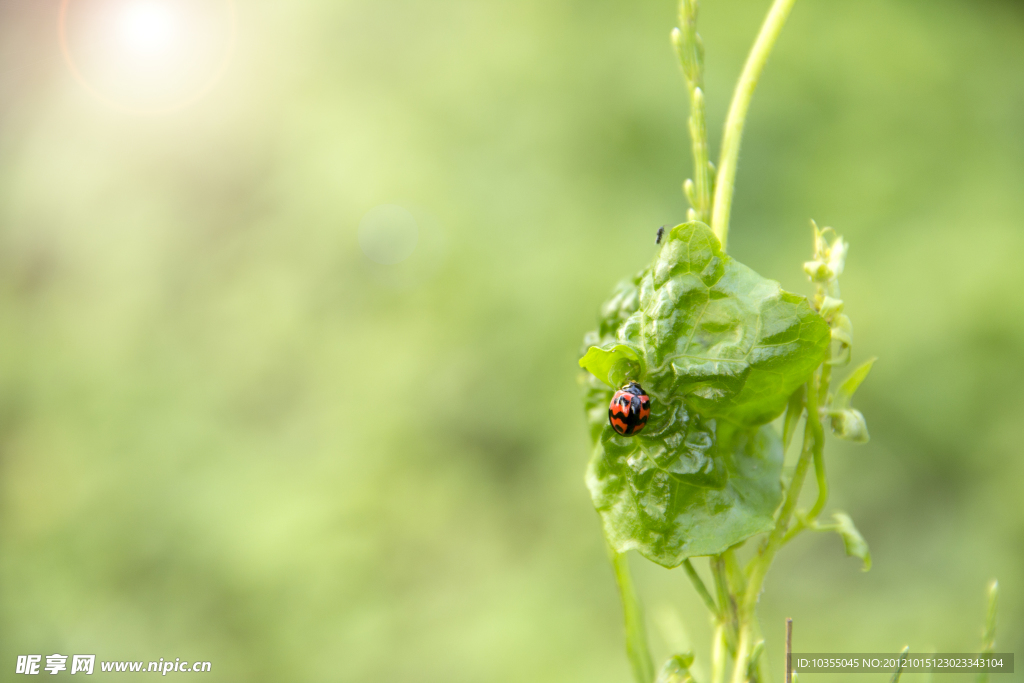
[608,381,651,436]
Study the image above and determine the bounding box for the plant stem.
[683,558,719,616]
[690,88,712,224]
[611,549,655,683]
[731,372,822,683]
[711,622,728,683]
[977,580,998,683]
[723,548,747,596]
[982,579,998,654]
[711,555,738,653]
[781,386,805,455]
[806,445,828,520]
[782,366,829,544]
[752,620,772,683]
[785,618,792,683]
[891,646,909,683]
[674,0,712,223]
[711,0,798,250]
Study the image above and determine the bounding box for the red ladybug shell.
[608,381,651,436]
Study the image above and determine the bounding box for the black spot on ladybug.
[608,381,651,436]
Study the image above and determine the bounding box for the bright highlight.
[59,0,236,112]
[117,2,180,57]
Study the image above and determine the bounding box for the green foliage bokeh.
[1,0,1022,681]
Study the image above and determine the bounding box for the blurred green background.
[1,0,1023,680]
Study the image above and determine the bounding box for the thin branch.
[673,0,712,223]
[682,558,719,616]
[785,618,793,683]
[890,646,909,683]
[732,372,821,683]
[711,0,798,249]
[610,549,655,683]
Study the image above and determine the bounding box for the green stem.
[977,580,998,683]
[732,372,822,683]
[610,549,655,683]
[747,641,766,683]
[711,622,728,683]
[806,445,828,519]
[753,621,772,683]
[689,87,712,223]
[982,579,998,653]
[781,386,805,455]
[783,366,829,544]
[711,0,798,250]
[683,558,719,617]
[723,548,747,596]
[711,555,738,654]
[674,0,712,223]
[891,646,909,683]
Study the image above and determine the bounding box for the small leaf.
[827,236,849,279]
[802,259,830,283]
[819,296,844,319]
[829,314,853,348]
[579,345,642,389]
[833,357,876,410]
[683,179,696,206]
[830,512,871,571]
[657,654,696,683]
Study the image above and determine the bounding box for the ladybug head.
[621,380,646,396]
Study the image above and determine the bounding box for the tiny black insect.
[656,226,666,244]
[608,381,651,436]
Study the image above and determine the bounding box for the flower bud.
[819,296,844,319]
[806,221,849,286]
[829,408,869,443]
[827,236,848,278]
[803,259,831,282]
[830,313,852,347]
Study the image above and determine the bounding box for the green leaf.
[587,415,784,566]
[579,222,829,564]
[832,357,876,410]
[828,358,874,442]
[585,222,829,427]
[579,344,642,389]
[656,653,696,683]
[830,512,871,571]
[644,223,828,424]
[594,271,646,344]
